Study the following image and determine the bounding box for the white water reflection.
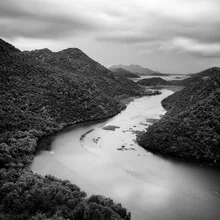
[130,74,190,82]
[31,90,220,220]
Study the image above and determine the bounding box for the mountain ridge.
[110,67,140,78]
[0,38,20,54]
[26,48,143,99]
[110,64,156,75]
[137,73,220,164]
[137,77,172,86]
[170,67,220,86]
[0,38,133,220]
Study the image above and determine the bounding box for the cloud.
[170,38,220,58]
[0,0,100,40]
[97,33,155,44]
[0,0,219,72]
[1,0,220,44]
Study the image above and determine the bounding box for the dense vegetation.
[26,49,144,99]
[170,67,220,86]
[137,70,220,165]
[137,77,171,86]
[109,68,140,78]
[0,38,134,219]
[0,171,130,220]
[162,70,220,115]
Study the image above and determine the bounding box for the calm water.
[131,74,189,82]
[31,90,220,220]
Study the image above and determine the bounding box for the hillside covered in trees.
[137,77,171,86]
[137,70,220,165]
[170,67,220,86]
[0,38,136,220]
[26,48,143,99]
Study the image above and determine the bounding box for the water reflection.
[31,90,220,220]
[130,74,190,82]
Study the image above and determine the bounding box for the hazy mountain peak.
[109,67,140,79]
[110,64,155,75]
[110,67,132,73]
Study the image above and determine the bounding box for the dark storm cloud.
[97,11,220,45]
[95,0,220,59]
[1,0,220,70]
[0,0,98,39]
[1,18,93,40]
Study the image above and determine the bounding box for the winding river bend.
[31,90,220,220]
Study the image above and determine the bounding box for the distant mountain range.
[135,67,220,87]
[110,67,140,78]
[109,64,156,75]
[109,64,171,77]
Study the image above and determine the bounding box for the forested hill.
[137,73,220,165]
[171,67,220,86]
[0,38,132,220]
[137,77,172,86]
[162,75,220,115]
[26,48,143,99]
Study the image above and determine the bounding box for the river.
[31,89,220,220]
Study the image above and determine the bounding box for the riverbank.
[36,90,162,153]
[0,97,131,220]
[137,131,220,167]
[137,77,220,166]
[31,89,220,220]
[143,85,184,92]
[120,90,162,105]
[36,114,122,153]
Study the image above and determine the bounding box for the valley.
[1,38,220,220]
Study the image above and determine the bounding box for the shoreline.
[144,85,184,92]
[137,131,220,168]
[31,89,220,220]
[37,86,220,169]
[36,111,123,153]
[36,90,162,153]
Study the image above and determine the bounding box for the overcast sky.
[1,0,220,73]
